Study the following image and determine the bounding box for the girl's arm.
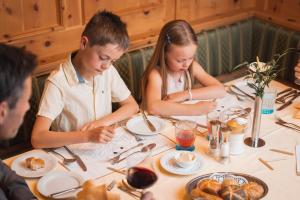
[145,69,216,116]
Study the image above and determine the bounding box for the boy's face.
[166,43,197,72]
[80,38,125,77]
[0,77,32,140]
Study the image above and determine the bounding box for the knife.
[277,92,300,111]
[140,109,156,132]
[63,146,87,171]
[231,85,255,100]
[275,121,300,132]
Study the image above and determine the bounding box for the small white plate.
[160,150,203,175]
[11,150,57,178]
[37,171,84,199]
[231,81,255,96]
[126,115,166,135]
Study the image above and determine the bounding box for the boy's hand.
[81,120,105,131]
[87,126,115,143]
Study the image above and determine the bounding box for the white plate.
[126,115,166,135]
[160,150,203,175]
[37,171,84,199]
[230,81,255,97]
[11,150,57,178]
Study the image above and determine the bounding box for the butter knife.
[140,109,156,132]
[231,85,255,100]
[63,146,87,171]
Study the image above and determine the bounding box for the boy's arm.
[80,95,139,131]
[31,116,114,148]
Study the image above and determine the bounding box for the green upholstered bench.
[1,17,299,159]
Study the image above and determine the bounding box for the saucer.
[160,150,203,175]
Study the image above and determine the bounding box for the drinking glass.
[262,87,277,114]
[126,156,158,191]
[207,111,221,156]
[175,120,196,151]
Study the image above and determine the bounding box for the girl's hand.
[163,91,188,102]
[86,126,115,143]
[194,101,217,114]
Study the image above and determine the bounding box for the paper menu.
[296,145,300,176]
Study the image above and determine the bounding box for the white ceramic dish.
[126,115,166,135]
[11,150,57,178]
[37,170,84,199]
[174,151,197,169]
[160,150,203,175]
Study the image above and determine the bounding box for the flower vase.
[244,96,265,147]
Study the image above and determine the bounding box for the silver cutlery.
[140,109,157,132]
[123,126,143,141]
[118,185,142,198]
[63,146,87,171]
[231,85,255,100]
[46,149,77,165]
[112,143,156,165]
[107,167,127,175]
[275,121,300,132]
[110,143,144,163]
[277,87,293,96]
[277,92,300,111]
[49,180,116,198]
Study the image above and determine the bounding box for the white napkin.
[296,145,300,176]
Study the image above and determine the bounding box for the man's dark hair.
[0,43,37,109]
[82,10,129,50]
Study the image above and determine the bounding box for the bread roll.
[191,188,222,200]
[221,178,238,189]
[25,157,45,171]
[242,182,264,199]
[76,180,119,200]
[220,185,248,200]
[227,120,246,134]
[294,109,300,119]
[197,179,221,196]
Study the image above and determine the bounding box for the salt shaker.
[220,126,230,164]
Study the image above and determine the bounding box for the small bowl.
[174,151,196,168]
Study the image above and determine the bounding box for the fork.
[45,149,77,165]
[123,126,143,141]
[275,115,300,130]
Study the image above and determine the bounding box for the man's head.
[0,43,37,140]
[78,10,129,77]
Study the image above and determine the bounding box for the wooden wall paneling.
[62,0,82,27]
[23,0,60,31]
[0,0,24,40]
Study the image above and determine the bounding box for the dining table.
[4,78,300,200]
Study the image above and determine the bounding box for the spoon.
[48,149,77,165]
[110,143,144,163]
[112,143,156,164]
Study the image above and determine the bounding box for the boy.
[31,11,139,148]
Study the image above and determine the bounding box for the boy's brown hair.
[82,10,129,50]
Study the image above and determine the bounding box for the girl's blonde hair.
[141,20,198,104]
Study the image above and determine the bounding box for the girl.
[141,20,226,116]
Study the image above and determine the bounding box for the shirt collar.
[63,52,86,86]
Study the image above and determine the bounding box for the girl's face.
[166,43,197,73]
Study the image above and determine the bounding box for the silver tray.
[186,172,268,200]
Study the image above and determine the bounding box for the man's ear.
[0,101,8,124]
[80,36,89,50]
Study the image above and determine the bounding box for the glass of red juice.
[175,120,196,151]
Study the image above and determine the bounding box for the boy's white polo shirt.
[37,54,131,132]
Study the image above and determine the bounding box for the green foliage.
[234,48,296,98]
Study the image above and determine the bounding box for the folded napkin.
[77,180,120,200]
[296,145,300,176]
